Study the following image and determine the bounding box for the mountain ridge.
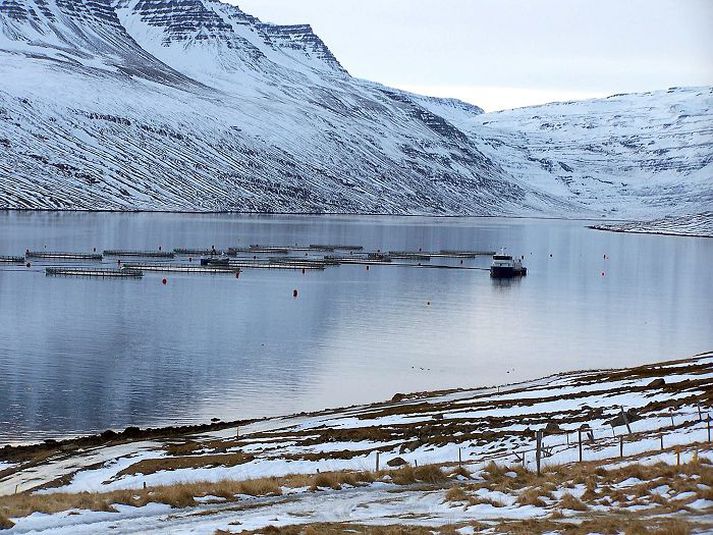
[0,0,710,216]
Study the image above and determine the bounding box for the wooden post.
[698,405,702,421]
[578,429,583,463]
[14,484,18,494]
[620,406,632,435]
[143,481,147,490]
[670,409,675,427]
[375,451,380,472]
[676,449,681,466]
[236,426,239,438]
[619,436,624,458]
[707,415,711,444]
[522,451,526,468]
[414,459,418,468]
[566,432,569,446]
[458,447,462,467]
[660,435,664,451]
[536,430,543,476]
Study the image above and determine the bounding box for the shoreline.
[0,351,709,456]
[1,351,711,533]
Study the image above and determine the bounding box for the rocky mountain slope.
[0,0,710,216]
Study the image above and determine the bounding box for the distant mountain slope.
[467,88,713,218]
[0,0,710,216]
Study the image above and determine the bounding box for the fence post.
[698,405,702,421]
[578,429,583,463]
[619,435,624,458]
[620,406,632,435]
[458,447,462,467]
[707,415,711,444]
[375,451,380,472]
[660,434,664,451]
[236,426,239,438]
[670,409,675,427]
[536,429,543,476]
[566,432,569,446]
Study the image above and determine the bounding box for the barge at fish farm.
[490,251,528,278]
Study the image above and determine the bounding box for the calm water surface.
[1,212,711,442]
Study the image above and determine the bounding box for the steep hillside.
[0,0,710,216]
[468,88,713,218]
[0,0,560,213]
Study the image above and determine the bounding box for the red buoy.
[162,278,167,285]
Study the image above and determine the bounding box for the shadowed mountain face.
[0,0,710,216]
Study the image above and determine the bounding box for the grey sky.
[237,0,713,111]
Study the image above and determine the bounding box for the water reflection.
[0,212,711,442]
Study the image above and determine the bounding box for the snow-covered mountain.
[0,0,710,216]
[469,87,713,218]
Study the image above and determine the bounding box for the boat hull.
[490,266,527,278]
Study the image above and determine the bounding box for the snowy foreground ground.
[1,353,712,534]
[591,212,713,239]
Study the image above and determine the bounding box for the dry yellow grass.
[224,524,458,535]
[116,452,252,476]
[516,488,547,508]
[389,465,447,485]
[0,512,15,530]
[444,486,468,503]
[559,492,588,511]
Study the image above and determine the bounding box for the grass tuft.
[559,492,588,511]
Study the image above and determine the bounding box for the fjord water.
[1,212,711,442]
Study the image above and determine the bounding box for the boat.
[490,250,527,278]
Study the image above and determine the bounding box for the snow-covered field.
[1,352,711,533]
[0,0,711,217]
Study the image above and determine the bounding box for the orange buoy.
[162,278,167,285]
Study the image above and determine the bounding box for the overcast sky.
[237,0,713,111]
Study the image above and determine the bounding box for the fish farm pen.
[45,267,144,278]
[2,243,511,283]
[0,255,25,263]
[121,263,241,274]
[103,250,175,258]
[26,251,103,260]
[174,248,224,256]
